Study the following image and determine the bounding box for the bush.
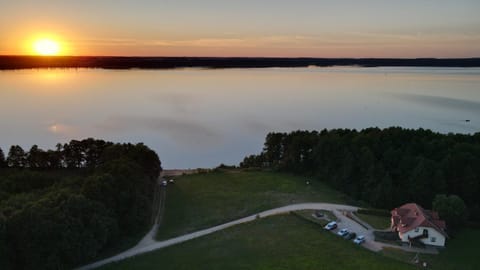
[433,194,468,232]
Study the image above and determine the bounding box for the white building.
[391,203,447,247]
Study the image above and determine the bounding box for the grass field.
[101,214,414,270]
[157,170,352,240]
[381,228,480,270]
[356,213,391,230]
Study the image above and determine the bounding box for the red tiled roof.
[433,220,446,229]
[391,203,448,237]
[425,210,440,220]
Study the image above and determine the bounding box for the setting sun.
[33,39,60,55]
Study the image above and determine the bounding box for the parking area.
[325,210,382,252]
[323,209,440,254]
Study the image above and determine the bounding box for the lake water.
[1,67,479,168]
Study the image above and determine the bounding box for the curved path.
[78,201,439,269]
[78,203,358,270]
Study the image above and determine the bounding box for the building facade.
[391,203,447,247]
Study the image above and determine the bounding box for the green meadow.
[157,170,351,240]
[102,214,414,270]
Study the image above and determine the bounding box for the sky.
[1,0,479,57]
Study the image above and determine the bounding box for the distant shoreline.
[1,56,480,70]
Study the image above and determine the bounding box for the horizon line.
[2,55,480,59]
[2,56,480,70]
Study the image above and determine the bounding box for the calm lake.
[1,67,479,168]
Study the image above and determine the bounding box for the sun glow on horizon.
[33,39,61,56]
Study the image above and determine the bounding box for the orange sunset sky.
[1,0,479,57]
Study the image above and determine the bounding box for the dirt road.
[77,203,357,269]
[78,201,437,269]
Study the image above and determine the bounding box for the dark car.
[314,210,324,218]
[344,232,356,240]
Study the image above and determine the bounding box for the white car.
[324,221,337,230]
[337,228,349,237]
[353,235,366,244]
[161,180,168,186]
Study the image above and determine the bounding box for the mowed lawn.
[382,228,480,270]
[356,213,391,230]
[157,170,351,240]
[101,214,414,270]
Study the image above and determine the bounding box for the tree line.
[2,138,114,170]
[0,139,161,270]
[2,56,480,70]
[241,127,480,222]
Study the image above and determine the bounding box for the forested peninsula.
[241,127,480,223]
[0,139,161,269]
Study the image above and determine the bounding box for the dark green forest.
[0,139,161,270]
[241,127,480,222]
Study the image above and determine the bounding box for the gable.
[391,203,447,238]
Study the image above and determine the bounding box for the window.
[414,227,419,232]
[431,237,436,242]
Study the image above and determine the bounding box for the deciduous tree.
[433,194,468,232]
[6,145,26,168]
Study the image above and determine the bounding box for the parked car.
[161,180,168,186]
[314,210,324,218]
[337,228,349,237]
[168,179,175,184]
[353,235,366,244]
[344,232,357,240]
[324,221,337,230]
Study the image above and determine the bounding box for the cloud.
[243,118,273,134]
[78,31,480,49]
[72,32,480,57]
[390,93,480,114]
[147,92,196,115]
[95,115,222,147]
